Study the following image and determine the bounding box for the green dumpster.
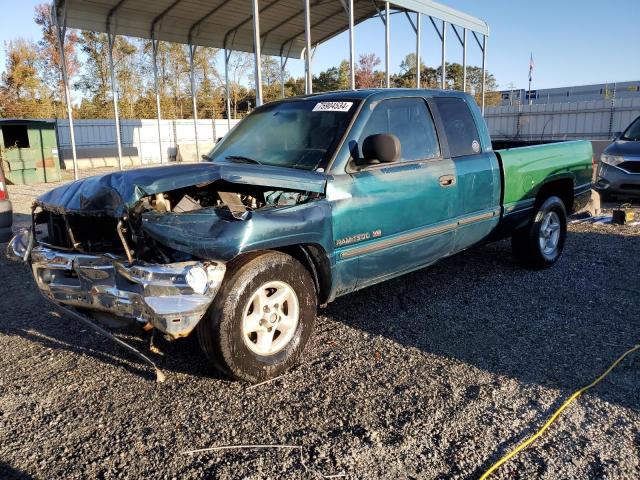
[0,119,61,185]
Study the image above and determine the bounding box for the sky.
[1,0,639,92]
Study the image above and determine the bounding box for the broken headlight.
[185,263,226,295]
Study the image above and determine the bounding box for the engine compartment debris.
[32,179,317,264]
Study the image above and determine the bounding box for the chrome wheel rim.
[241,281,299,356]
[539,211,561,256]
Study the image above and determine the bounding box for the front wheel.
[512,195,567,269]
[197,251,317,383]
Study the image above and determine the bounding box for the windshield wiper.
[225,155,263,165]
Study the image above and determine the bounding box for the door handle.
[439,175,456,187]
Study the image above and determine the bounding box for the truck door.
[432,96,501,252]
[331,97,458,290]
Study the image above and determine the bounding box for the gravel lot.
[1,175,639,479]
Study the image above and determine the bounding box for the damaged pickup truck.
[7,89,593,383]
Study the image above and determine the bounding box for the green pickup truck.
[8,89,593,382]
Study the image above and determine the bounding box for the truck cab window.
[207,99,359,171]
[433,97,481,157]
[359,98,440,162]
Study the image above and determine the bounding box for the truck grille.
[619,161,640,174]
[36,210,124,253]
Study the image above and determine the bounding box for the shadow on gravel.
[0,462,34,480]
[325,229,640,412]
[2,226,639,401]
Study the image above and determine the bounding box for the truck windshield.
[206,99,359,170]
[621,117,640,141]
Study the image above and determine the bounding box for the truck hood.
[34,162,328,217]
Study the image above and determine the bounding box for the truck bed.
[494,140,594,214]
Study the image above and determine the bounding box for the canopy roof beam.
[150,0,184,38]
[188,1,233,44]
[56,0,488,59]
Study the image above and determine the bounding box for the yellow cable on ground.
[480,343,640,480]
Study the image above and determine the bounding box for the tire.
[197,251,317,383]
[0,200,12,228]
[512,195,567,269]
[0,226,12,243]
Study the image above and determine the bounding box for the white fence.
[49,101,640,168]
[485,98,640,141]
[56,118,241,167]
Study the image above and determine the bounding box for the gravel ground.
[1,177,639,479]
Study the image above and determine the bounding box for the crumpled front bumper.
[6,230,225,338]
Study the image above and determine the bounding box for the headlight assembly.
[600,154,624,167]
[185,263,226,295]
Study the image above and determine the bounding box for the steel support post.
[107,33,123,170]
[107,35,123,171]
[304,0,312,94]
[280,56,286,98]
[462,28,467,92]
[384,2,390,88]
[441,21,446,89]
[348,0,355,89]
[55,12,78,180]
[188,44,200,162]
[252,0,263,106]
[224,49,232,130]
[151,36,163,164]
[481,35,487,114]
[416,12,421,88]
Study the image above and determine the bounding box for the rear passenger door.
[432,97,501,252]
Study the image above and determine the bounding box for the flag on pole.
[529,53,534,82]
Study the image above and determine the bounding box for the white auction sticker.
[312,101,353,112]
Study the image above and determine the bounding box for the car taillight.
[0,181,7,200]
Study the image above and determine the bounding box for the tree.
[314,60,350,92]
[394,53,437,88]
[0,39,51,118]
[355,53,382,89]
[225,52,253,117]
[114,37,142,119]
[259,56,284,103]
[34,3,79,116]
[2,39,40,100]
[284,76,305,97]
[76,31,111,118]
[193,46,223,119]
[166,43,190,118]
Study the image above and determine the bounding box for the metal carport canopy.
[54,0,489,58]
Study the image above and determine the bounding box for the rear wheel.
[197,251,317,383]
[512,195,567,269]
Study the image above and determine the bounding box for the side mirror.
[362,133,401,164]
[614,131,622,140]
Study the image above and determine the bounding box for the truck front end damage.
[9,232,224,338]
[6,162,328,339]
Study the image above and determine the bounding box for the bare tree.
[34,3,79,115]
